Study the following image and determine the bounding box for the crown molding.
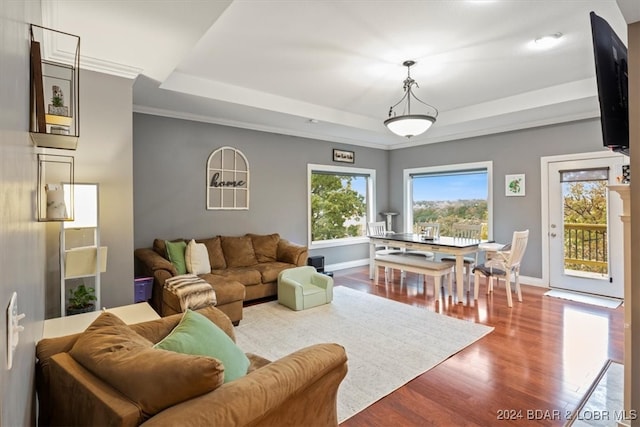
[41,0,142,79]
[132,105,390,150]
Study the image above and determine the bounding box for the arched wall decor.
[206,146,250,210]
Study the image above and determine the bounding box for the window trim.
[403,161,493,239]
[307,163,376,249]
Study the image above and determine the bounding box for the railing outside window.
[564,223,607,274]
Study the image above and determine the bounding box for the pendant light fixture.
[384,60,438,138]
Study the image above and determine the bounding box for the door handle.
[550,233,557,237]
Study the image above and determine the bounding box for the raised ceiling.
[43,0,631,149]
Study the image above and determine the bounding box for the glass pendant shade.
[384,60,438,138]
[384,114,435,138]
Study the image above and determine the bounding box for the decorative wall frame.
[333,149,354,164]
[505,174,525,196]
[29,24,80,150]
[37,153,74,221]
[206,146,249,210]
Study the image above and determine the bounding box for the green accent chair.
[278,266,333,311]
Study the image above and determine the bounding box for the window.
[308,164,376,248]
[403,162,493,238]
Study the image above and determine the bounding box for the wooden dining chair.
[473,229,529,307]
[441,223,483,291]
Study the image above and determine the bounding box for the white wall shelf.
[59,184,106,317]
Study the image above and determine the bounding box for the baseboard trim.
[325,259,370,272]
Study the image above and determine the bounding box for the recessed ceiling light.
[532,32,563,49]
[308,119,319,124]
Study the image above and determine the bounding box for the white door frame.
[540,151,627,289]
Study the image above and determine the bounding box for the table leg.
[369,241,376,279]
[456,254,465,303]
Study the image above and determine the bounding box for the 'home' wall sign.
[206,146,250,210]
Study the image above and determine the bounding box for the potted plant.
[66,284,97,316]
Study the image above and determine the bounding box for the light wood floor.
[335,266,624,426]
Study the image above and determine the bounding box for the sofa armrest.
[277,277,304,310]
[47,353,143,427]
[135,248,177,276]
[311,272,333,290]
[277,239,308,266]
[142,343,348,427]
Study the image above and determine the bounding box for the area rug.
[545,289,622,309]
[234,286,494,423]
[566,360,624,427]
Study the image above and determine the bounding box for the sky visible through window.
[350,176,367,196]
[413,173,487,201]
[350,172,487,202]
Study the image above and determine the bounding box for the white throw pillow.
[185,239,211,275]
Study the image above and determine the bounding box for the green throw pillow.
[154,309,250,383]
[165,240,187,275]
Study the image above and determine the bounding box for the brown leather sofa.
[134,233,308,324]
[36,306,348,427]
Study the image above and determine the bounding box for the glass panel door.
[548,158,623,298]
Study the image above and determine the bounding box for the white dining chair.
[473,229,529,307]
[367,221,403,282]
[405,222,440,260]
[441,223,483,292]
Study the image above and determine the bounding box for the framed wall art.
[333,149,354,164]
[206,146,250,210]
[505,174,525,196]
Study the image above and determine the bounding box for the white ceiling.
[43,0,633,150]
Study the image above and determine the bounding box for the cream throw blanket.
[163,274,217,311]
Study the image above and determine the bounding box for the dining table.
[369,232,492,303]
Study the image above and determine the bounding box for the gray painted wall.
[389,119,608,278]
[0,5,135,422]
[133,113,610,280]
[1,3,44,426]
[132,113,389,267]
[44,70,135,318]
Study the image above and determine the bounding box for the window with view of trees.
[404,162,492,238]
[308,164,374,247]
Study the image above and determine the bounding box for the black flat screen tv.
[590,11,629,155]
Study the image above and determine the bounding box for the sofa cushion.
[253,262,296,283]
[220,236,258,268]
[210,268,262,285]
[155,309,250,383]
[248,233,280,262]
[153,238,167,256]
[199,275,246,305]
[69,312,224,417]
[165,240,188,275]
[185,239,211,275]
[153,238,185,257]
[197,237,227,270]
